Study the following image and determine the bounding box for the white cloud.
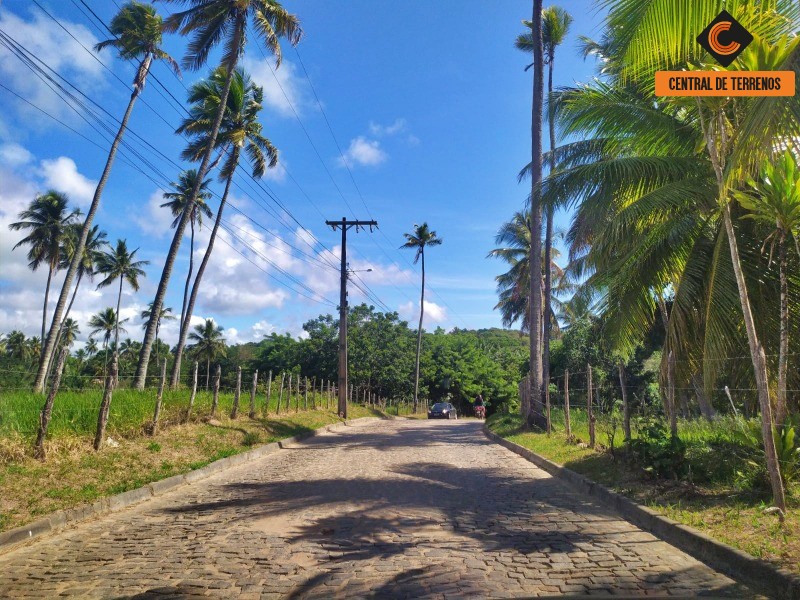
[368,118,407,136]
[240,55,307,118]
[0,143,33,167]
[39,157,97,208]
[399,300,448,328]
[263,161,287,183]
[133,188,174,238]
[338,136,387,168]
[225,319,276,345]
[0,7,108,125]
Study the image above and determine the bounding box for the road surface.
[0,419,758,598]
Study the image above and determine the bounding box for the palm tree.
[96,240,148,351]
[140,303,175,368]
[5,331,29,361]
[735,151,800,427]
[187,318,226,389]
[135,0,302,389]
[547,0,800,513]
[170,66,278,389]
[89,308,127,379]
[401,223,443,412]
[523,0,545,429]
[59,318,80,349]
[34,1,178,393]
[9,191,79,343]
[85,337,99,357]
[161,170,213,355]
[517,6,572,422]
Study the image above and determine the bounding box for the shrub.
[628,417,686,478]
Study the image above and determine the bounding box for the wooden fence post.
[211,364,221,417]
[304,377,309,410]
[587,363,596,448]
[265,370,273,415]
[564,369,571,439]
[286,373,293,413]
[295,374,300,412]
[668,350,678,438]
[619,362,631,442]
[186,361,198,423]
[152,358,167,434]
[249,369,258,419]
[34,346,69,460]
[231,366,242,419]
[277,373,286,415]
[94,352,119,451]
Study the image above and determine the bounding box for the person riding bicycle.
[474,394,485,418]
[475,394,484,407]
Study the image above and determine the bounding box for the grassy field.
[488,410,800,576]
[0,386,407,532]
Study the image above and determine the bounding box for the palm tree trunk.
[528,0,545,429]
[413,250,425,412]
[206,357,210,391]
[34,53,153,393]
[114,276,123,351]
[135,37,242,390]
[45,271,84,384]
[171,154,237,389]
[777,232,788,426]
[542,49,556,432]
[172,219,196,388]
[41,264,54,344]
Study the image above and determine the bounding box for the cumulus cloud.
[240,55,307,118]
[399,300,448,328]
[338,136,387,168]
[39,157,97,208]
[368,118,407,136]
[0,7,108,126]
[133,188,174,238]
[0,143,33,167]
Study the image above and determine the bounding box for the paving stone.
[0,420,763,598]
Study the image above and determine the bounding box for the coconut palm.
[401,223,443,412]
[8,191,79,343]
[34,1,178,392]
[169,66,278,389]
[187,318,226,389]
[59,318,80,349]
[135,0,301,389]
[545,0,800,513]
[5,331,29,361]
[96,240,149,351]
[735,151,800,427]
[89,308,127,379]
[161,170,213,345]
[85,337,99,357]
[517,6,572,419]
[140,303,175,368]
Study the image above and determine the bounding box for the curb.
[0,416,382,555]
[483,425,800,600]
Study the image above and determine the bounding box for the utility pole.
[326,217,378,419]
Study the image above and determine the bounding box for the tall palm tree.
[89,308,127,379]
[96,240,149,351]
[735,151,800,427]
[187,318,226,389]
[135,0,302,389]
[524,0,545,429]
[5,331,29,361]
[85,337,99,357]
[9,191,79,343]
[34,1,178,392]
[140,303,175,368]
[161,169,213,343]
[401,223,443,412]
[517,6,572,420]
[170,66,278,388]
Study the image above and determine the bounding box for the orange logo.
[696,10,753,67]
[707,21,740,56]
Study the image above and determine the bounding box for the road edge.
[483,424,800,600]
[0,416,385,555]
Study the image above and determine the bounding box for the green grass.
[487,410,800,576]
[0,386,390,533]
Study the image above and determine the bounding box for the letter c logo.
[708,22,740,56]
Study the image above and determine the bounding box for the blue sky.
[0,0,605,346]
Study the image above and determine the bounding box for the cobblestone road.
[0,419,759,598]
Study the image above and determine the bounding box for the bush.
[628,417,686,478]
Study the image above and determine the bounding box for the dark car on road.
[428,402,458,419]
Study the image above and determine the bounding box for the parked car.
[428,402,458,420]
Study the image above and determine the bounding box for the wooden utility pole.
[325,217,378,419]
